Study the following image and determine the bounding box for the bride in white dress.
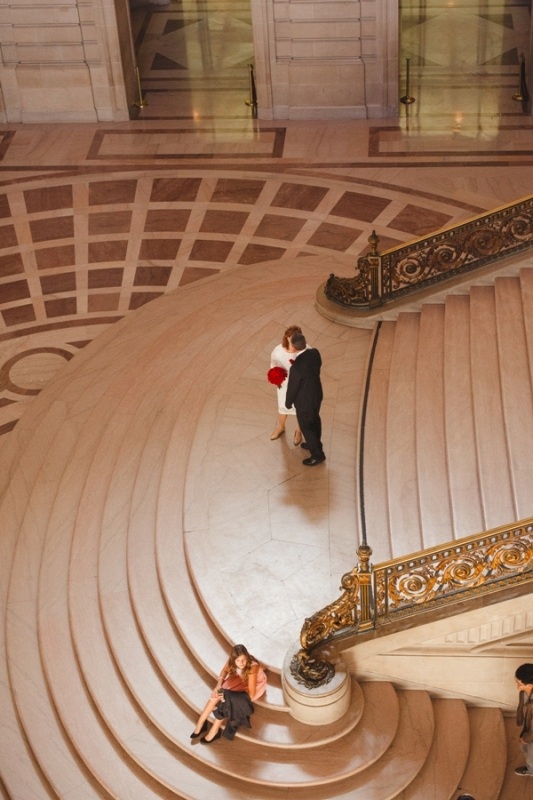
[269,325,304,445]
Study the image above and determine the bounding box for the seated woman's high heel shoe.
[190,720,209,739]
[200,728,222,744]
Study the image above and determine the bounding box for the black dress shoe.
[190,720,209,739]
[300,442,310,450]
[200,728,222,744]
[303,456,326,466]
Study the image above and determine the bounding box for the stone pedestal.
[282,645,352,725]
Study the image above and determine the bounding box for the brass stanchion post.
[134,65,148,109]
[400,57,415,105]
[513,53,529,102]
[245,63,257,111]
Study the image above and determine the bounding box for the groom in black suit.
[285,332,326,466]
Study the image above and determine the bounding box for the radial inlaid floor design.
[0,161,500,435]
[2,2,533,798]
[1,0,533,439]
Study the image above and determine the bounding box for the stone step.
[494,275,533,519]
[457,707,506,800]
[443,292,484,537]
[386,311,423,555]
[395,698,469,800]
[415,303,453,548]
[469,284,515,528]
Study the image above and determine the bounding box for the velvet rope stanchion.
[400,57,415,105]
[245,64,258,113]
[133,66,148,109]
[513,53,529,103]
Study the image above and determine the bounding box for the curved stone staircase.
[362,266,533,563]
[0,256,532,800]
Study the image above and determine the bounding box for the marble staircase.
[362,266,533,562]
[0,257,532,799]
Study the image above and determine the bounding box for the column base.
[282,644,352,725]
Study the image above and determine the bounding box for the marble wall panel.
[14,65,96,119]
[0,0,130,122]
[13,26,83,46]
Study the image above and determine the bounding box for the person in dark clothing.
[213,689,254,740]
[285,332,326,466]
[514,663,533,776]
[190,644,267,744]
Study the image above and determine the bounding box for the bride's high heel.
[270,427,285,440]
[190,720,209,739]
[293,430,302,446]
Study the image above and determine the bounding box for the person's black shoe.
[190,720,209,739]
[514,766,533,776]
[200,728,222,744]
[303,456,326,466]
[300,443,310,450]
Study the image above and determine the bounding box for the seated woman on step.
[190,644,267,744]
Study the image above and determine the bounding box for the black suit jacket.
[285,348,323,413]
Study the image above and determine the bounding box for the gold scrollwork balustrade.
[291,521,533,688]
[324,194,533,311]
[374,521,533,622]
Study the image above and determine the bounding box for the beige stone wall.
[0,0,131,123]
[252,0,399,119]
[343,593,533,713]
[0,0,398,123]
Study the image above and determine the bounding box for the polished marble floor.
[1,7,533,796]
[1,2,533,492]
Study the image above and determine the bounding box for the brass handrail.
[324,194,533,310]
[291,519,533,687]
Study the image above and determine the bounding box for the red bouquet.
[267,366,288,388]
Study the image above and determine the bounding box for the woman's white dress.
[270,343,297,415]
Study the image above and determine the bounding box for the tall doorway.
[399,0,531,124]
[127,0,255,120]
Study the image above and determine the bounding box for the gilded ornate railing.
[291,519,533,687]
[324,194,533,310]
